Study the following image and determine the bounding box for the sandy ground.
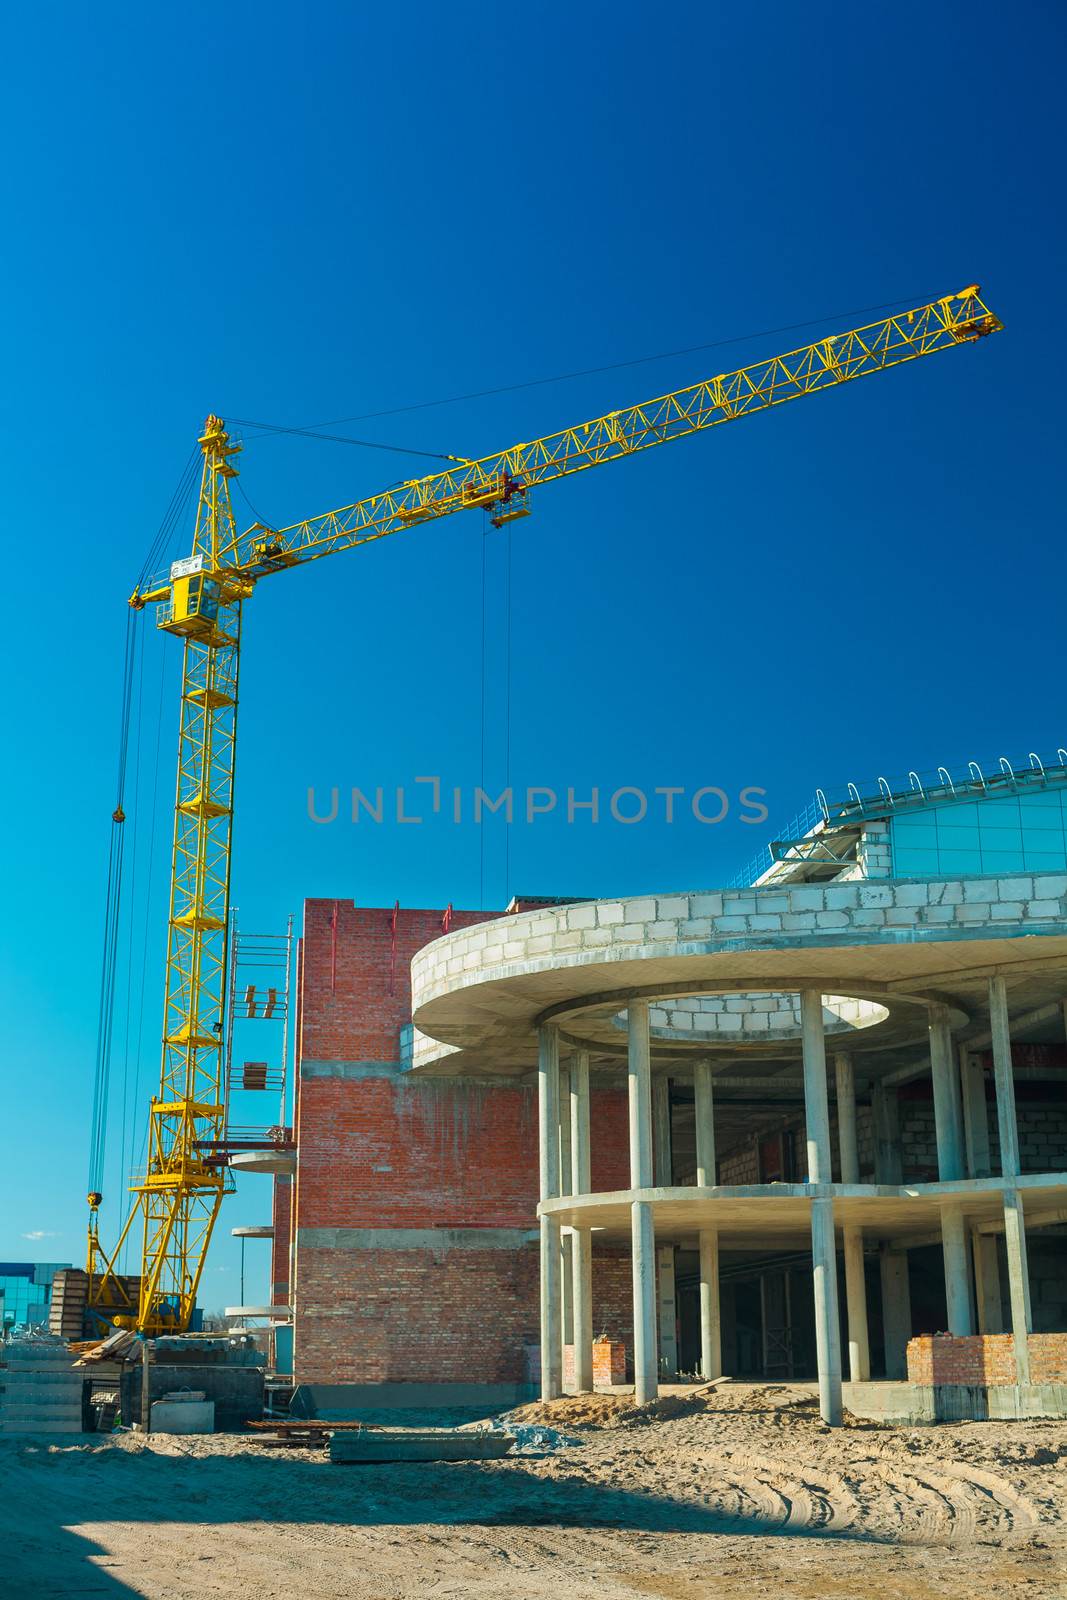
[4,1385,1067,1599]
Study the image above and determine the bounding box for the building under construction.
[253,750,1067,1423]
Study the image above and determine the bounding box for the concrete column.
[1004,1188,1032,1385]
[989,975,1032,1385]
[842,1225,870,1381]
[810,1196,843,1424]
[941,1207,974,1334]
[653,1075,673,1185]
[879,1247,912,1379]
[695,1056,720,1381]
[972,1228,1004,1334]
[657,1246,678,1377]
[930,1006,971,1331]
[800,989,831,1183]
[802,991,841,1424]
[929,1004,964,1181]
[694,1059,716,1186]
[960,1047,992,1179]
[569,1051,593,1393]
[989,976,1022,1179]
[628,1000,658,1404]
[698,1229,721,1379]
[559,1068,575,1356]
[836,1054,868,1383]
[834,1052,858,1184]
[558,1066,574,1353]
[871,1083,902,1183]
[537,1022,562,1400]
[572,1230,594,1392]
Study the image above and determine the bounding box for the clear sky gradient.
[2,1,1064,1308]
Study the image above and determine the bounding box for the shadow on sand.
[4,1427,882,1598]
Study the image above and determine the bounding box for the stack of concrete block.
[0,1336,85,1434]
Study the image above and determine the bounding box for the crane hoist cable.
[90,458,199,1218]
[259,290,943,432]
[226,416,469,463]
[87,611,138,1203]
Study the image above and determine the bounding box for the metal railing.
[726,746,1067,889]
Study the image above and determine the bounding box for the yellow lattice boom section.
[217,286,1000,581]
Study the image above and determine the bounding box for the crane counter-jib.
[92,284,1000,1334]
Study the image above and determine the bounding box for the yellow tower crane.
[87,286,1001,1332]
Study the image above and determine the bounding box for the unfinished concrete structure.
[277,755,1067,1421]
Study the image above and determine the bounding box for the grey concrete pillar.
[941,1206,974,1334]
[989,975,1032,1385]
[960,1047,992,1179]
[698,1229,721,1380]
[810,1196,843,1424]
[569,1051,593,1393]
[879,1247,912,1379]
[559,1066,574,1351]
[834,1051,858,1184]
[570,1051,591,1194]
[802,991,841,1424]
[837,1056,868,1382]
[800,989,832,1183]
[842,1225,870,1381]
[537,1022,562,1400]
[657,1246,678,1377]
[989,976,1022,1179]
[653,1075,672,1185]
[871,1083,903,1183]
[1004,1188,1032,1385]
[930,1006,971,1328]
[929,1003,965,1181]
[972,1228,1004,1334]
[693,1059,716,1186]
[628,1000,658,1404]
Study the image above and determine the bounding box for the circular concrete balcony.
[228,1149,297,1177]
[406,874,1067,1423]
[223,1304,291,1319]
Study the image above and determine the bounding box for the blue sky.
[1,0,1064,1305]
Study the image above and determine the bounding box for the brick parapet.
[907,1333,1067,1386]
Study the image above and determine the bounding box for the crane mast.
[90,286,1001,1332]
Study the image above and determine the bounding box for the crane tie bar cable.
[226,416,469,464]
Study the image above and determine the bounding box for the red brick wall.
[298,898,490,1063]
[293,897,633,1386]
[907,1333,1067,1386]
[297,1072,541,1229]
[589,1086,631,1192]
[271,1176,292,1304]
[564,1340,627,1386]
[298,1243,540,1383]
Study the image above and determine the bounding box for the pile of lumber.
[72,1329,142,1366]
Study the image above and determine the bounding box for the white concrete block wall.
[0,1340,84,1434]
[411,873,1067,1016]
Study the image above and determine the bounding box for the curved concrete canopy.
[409,874,1067,1079]
[538,1173,1067,1248]
[641,991,891,1045]
[228,1149,297,1176]
[223,1304,291,1319]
